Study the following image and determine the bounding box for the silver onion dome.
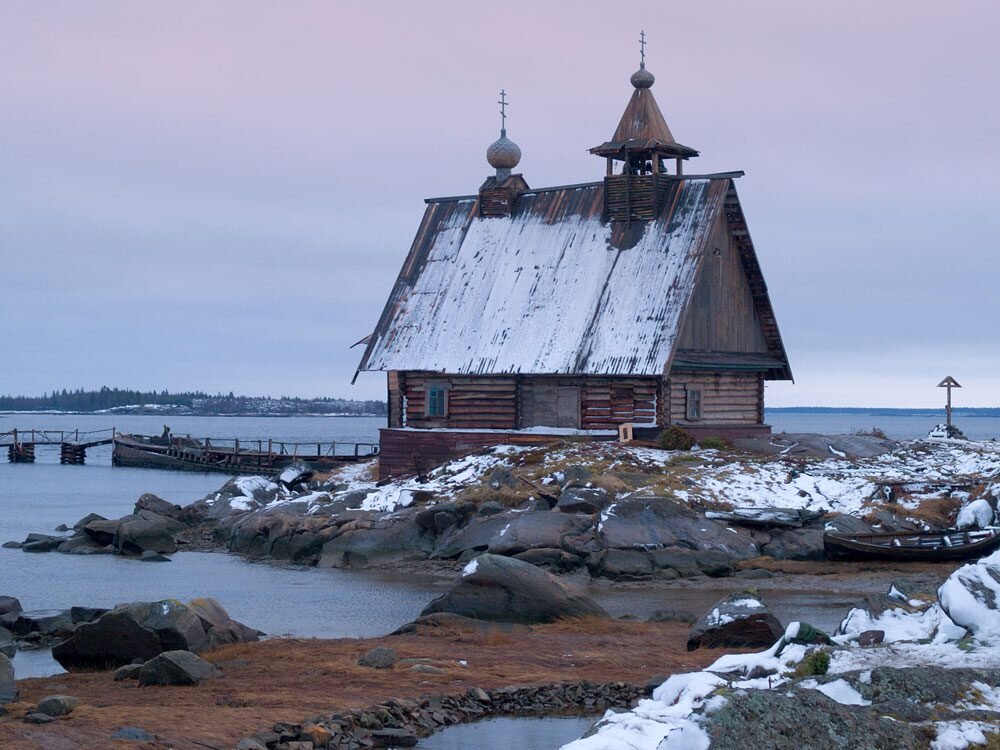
[630,62,655,89]
[487,129,522,169]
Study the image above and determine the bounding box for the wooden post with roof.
[354,35,793,478]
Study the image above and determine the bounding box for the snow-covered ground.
[205,438,1000,527]
[562,549,1000,750]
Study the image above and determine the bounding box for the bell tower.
[590,32,699,222]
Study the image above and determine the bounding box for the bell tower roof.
[589,32,699,162]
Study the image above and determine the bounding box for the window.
[686,388,702,420]
[426,385,448,417]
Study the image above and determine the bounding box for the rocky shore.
[2,434,999,748]
[7,434,998,586]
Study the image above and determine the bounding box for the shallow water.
[416,716,596,750]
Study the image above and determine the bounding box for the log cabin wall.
[386,371,404,428]
[397,372,660,431]
[401,373,517,430]
[676,210,769,354]
[667,369,763,426]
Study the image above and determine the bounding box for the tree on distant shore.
[0,388,386,415]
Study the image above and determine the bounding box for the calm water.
[417,716,596,750]
[766,411,1000,440]
[0,412,960,681]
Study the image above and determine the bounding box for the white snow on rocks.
[955,498,995,530]
[800,677,870,706]
[938,549,1000,638]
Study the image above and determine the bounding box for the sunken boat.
[112,433,378,474]
[823,529,1000,562]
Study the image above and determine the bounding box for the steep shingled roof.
[355,176,789,379]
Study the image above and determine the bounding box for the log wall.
[666,369,763,426]
[397,372,659,431]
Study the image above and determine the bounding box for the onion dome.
[487,128,522,170]
[630,62,655,89]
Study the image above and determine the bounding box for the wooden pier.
[0,428,379,473]
[0,428,116,465]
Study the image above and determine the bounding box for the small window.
[686,388,702,421]
[426,385,448,417]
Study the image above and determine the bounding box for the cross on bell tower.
[498,89,508,133]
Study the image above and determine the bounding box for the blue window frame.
[426,385,448,417]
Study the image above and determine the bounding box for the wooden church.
[355,42,792,478]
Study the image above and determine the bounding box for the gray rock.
[511,547,582,572]
[69,606,110,624]
[761,528,825,561]
[687,592,784,651]
[586,549,652,579]
[487,512,593,557]
[317,510,434,568]
[431,514,515,558]
[23,712,54,724]
[0,596,21,619]
[420,553,609,624]
[134,493,184,520]
[487,466,518,490]
[477,501,507,517]
[138,650,217,686]
[358,646,396,669]
[113,663,144,681]
[0,626,14,658]
[0,653,17,704]
[705,684,921,749]
[694,549,735,576]
[648,547,702,577]
[823,514,875,535]
[9,609,74,637]
[1,542,21,549]
[559,466,593,488]
[236,739,268,750]
[115,510,185,554]
[36,695,80,717]
[73,512,106,530]
[54,524,69,532]
[414,501,474,533]
[50,597,257,671]
[21,533,66,553]
[82,518,120,545]
[187,597,261,648]
[139,550,171,562]
[735,568,774,580]
[111,727,156,741]
[556,487,610,514]
[598,495,758,562]
[57,535,112,555]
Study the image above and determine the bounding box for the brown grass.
[0,620,721,750]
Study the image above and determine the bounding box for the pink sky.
[3,1,999,406]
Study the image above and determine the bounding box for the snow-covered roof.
[357,176,743,377]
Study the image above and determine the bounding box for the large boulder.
[317,510,434,568]
[57,535,112,555]
[137,650,217,686]
[21,533,67,553]
[82,518,121,546]
[0,653,17,704]
[556,487,610,514]
[187,598,260,648]
[597,496,758,561]
[487,512,593,557]
[0,596,22,623]
[134,493,184,521]
[114,511,186,554]
[687,592,785,651]
[419,554,609,624]
[938,549,1000,638]
[51,598,256,671]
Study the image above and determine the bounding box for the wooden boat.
[823,528,1000,562]
[112,433,378,474]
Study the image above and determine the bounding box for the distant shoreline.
[766,407,1000,417]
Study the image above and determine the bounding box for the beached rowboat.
[823,528,1000,562]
